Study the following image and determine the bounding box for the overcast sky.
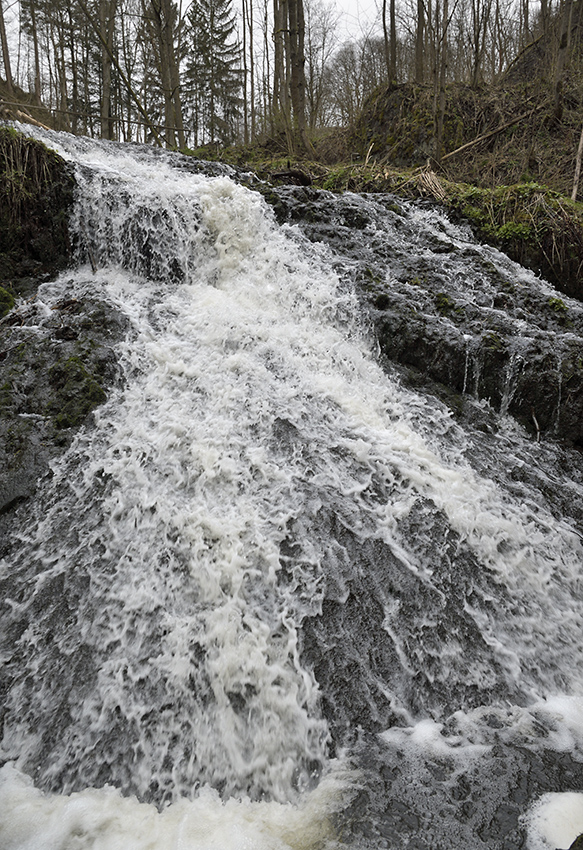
[333,0,382,41]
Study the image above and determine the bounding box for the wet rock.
[333,732,583,850]
[0,126,74,288]
[0,290,127,546]
[266,185,583,446]
[0,129,128,549]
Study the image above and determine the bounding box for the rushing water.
[1,129,583,850]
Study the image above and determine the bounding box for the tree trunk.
[246,0,255,139]
[52,19,71,130]
[0,0,14,95]
[434,0,448,162]
[415,0,425,83]
[287,0,312,153]
[99,0,117,140]
[554,0,574,123]
[383,0,391,81]
[539,0,549,33]
[572,123,583,200]
[242,0,249,143]
[390,0,397,83]
[272,0,292,148]
[28,0,42,105]
[148,0,185,148]
[66,2,80,134]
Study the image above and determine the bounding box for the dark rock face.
[265,185,583,447]
[0,292,127,538]
[0,132,127,545]
[0,126,74,286]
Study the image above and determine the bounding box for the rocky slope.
[0,128,126,548]
[2,127,583,552]
[265,184,583,451]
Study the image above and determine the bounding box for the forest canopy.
[0,0,581,156]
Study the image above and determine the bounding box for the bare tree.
[144,0,185,147]
[304,0,338,128]
[0,0,14,94]
[287,0,312,150]
[241,0,255,141]
[272,0,293,145]
[325,37,385,126]
[554,0,574,122]
[469,0,493,86]
[382,0,397,83]
[415,0,425,81]
[99,0,118,138]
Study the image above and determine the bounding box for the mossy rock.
[0,285,15,318]
[47,355,107,429]
[0,126,74,288]
[446,182,583,300]
[0,293,126,527]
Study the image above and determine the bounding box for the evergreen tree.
[183,0,242,145]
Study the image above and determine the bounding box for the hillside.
[4,20,583,302]
[0,79,55,131]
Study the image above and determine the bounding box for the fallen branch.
[270,168,312,186]
[0,101,52,131]
[441,103,546,163]
[13,108,52,132]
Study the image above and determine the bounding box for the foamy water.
[1,127,582,848]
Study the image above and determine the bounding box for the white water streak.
[1,130,583,846]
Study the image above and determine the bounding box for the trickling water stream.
[1,129,583,850]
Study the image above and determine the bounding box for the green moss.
[494,221,533,240]
[435,292,461,316]
[47,355,106,429]
[5,419,30,461]
[360,267,383,289]
[483,331,506,352]
[0,286,15,318]
[548,296,568,317]
[374,293,391,310]
[322,166,353,191]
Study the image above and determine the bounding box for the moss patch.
[445,182,583,298]
[0,285,15,318]
[47,355,107,429]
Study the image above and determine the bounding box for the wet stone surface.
[264,185,583,447]
[0,287,127,549]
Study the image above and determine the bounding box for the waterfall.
[1,129,583,850]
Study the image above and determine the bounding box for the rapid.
[1,128,582,849]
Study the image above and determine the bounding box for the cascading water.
[1,128,583,850]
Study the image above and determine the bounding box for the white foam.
[381,718,488,758]
[532,697,583,754]
[4,127,583,843]
[0,764,351,850]
[527,791,583,850]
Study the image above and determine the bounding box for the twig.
[441,103,546,163]
[531,407,541,442]
[572,122,583,201]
